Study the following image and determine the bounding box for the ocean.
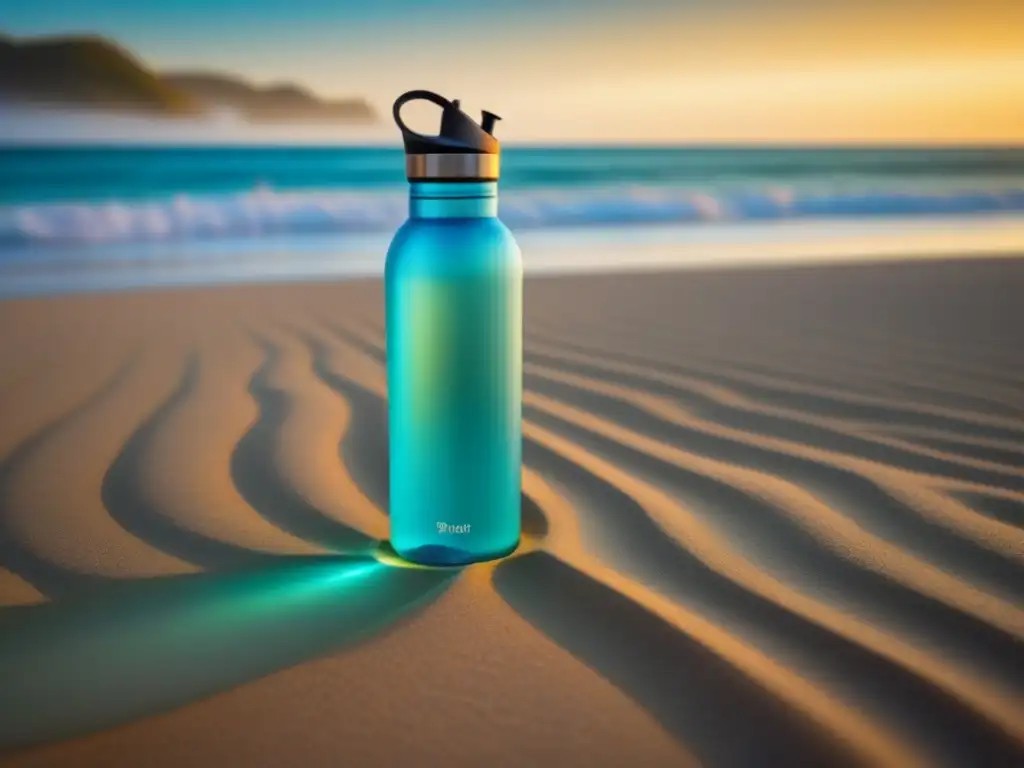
[1,145,1023,295]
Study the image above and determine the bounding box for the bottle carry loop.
[393,89,502,182]
[392,90,453,140]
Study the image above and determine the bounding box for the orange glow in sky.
[5,0,1023,143]
[389,4,1024,143]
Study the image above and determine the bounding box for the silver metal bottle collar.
[406,153,500,181]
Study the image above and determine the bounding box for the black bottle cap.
[393,90,500,156]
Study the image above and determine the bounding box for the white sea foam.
[1,185,1022,248]
[3,216,1023,300]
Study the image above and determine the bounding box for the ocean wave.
[2,185,1023,247]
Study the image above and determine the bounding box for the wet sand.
[0,257,1023,767]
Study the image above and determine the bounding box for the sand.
[0,257,1023,767]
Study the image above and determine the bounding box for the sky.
[2,0,1023,143]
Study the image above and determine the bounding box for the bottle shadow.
[0,545,459,756]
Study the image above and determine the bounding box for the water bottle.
[386,90,522,566]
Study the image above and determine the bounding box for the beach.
[1,256,1022,767]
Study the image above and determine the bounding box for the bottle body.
[386,182,522,566]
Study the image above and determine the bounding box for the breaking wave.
[2,184,1023,248]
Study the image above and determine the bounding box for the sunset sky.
[3,0,1023,143]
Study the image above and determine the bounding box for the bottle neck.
[409,181,497,219]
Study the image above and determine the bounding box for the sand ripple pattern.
[0,261,1022,767]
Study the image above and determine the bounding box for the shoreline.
[1,215,1023,300]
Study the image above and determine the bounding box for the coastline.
[1,215,1023,300]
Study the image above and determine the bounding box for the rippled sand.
[1,258,1023,767]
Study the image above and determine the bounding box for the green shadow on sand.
[0,542,459,755]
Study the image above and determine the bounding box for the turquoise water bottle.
[386,90,523,566]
